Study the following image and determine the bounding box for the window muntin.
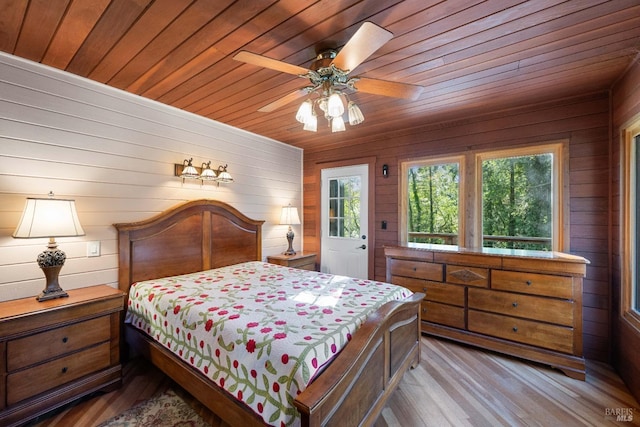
[481,153,553,251]
[328,177,361,238]
[406,162,460,245]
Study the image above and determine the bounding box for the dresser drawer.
[491,270,573,299]
[446,265,489,287]
[468,289,573,326]
[7,341,111,405]
[391,276,465,306]
[8,316,111,371]
[468,310,574,354]
[388,258,443,281]
[422,301,465,329]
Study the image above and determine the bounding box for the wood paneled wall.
[611,56,640,400]
[303,92,612,362]
[0,52,303,301]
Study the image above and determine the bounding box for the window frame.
[621,118,640,331]
[399,140,569,251]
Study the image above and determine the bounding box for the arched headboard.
[114,199,264,294]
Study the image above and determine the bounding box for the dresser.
[267,252,317,271]
[385,245,589,380]
[0,285,124,426]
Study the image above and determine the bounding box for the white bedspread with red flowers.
[125,261,412,427]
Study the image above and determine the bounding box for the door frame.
[314,156,377,279]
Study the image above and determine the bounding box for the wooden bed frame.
[115,199,422,427]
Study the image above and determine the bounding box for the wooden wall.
[611,56,640,400]
[0,52,303,301]
[303,92,611,362]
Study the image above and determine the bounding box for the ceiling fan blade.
[233,51,309,76]
[258,89,308,112]
[332,22,393,73]
[354,77,424,100]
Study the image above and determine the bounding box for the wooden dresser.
[0,285,124,426]
[385,245,589,380]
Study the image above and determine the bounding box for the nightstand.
[268,252,317,271]
[0,285,124,427]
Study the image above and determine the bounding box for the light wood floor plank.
[27,336,639,427]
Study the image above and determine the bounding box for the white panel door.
[320,164,368,279]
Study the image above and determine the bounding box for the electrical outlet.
[87,241,101,257]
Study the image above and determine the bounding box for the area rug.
[97,389,210,427]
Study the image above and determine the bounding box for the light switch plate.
[87,241,101,257]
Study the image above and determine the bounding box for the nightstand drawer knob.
[62,337,68,343]
[512,302,518,307]
[526,280,532,286]
[61,367,68,374]
[512,326,518,332]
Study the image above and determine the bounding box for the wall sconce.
[12,192,85,301]
[174,159,234,185]
[382,164,389,178]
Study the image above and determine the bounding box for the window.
[406,160,460,245]
[622,121,640,329]
[480,152,554,251]
[328,176,361,238]
[400,142,566,251]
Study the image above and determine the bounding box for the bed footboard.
[294,292,424,427]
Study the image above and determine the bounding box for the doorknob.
[357,244,367,250]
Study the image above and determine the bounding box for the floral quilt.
[125,261,412,427]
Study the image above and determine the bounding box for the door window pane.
[406,163,459,245]
[482,153,553,250]
[328,177,361,238]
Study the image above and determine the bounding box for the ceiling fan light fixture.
[327,92,345,118]
[348,101,364,125]
[331,116,346,132]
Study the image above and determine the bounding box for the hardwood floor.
[27,336,639,427]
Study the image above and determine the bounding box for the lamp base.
[283,227,296,256]
[37,263,69,302]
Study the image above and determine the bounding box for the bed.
[115,199,423,427]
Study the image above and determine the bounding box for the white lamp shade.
[303,113,317,132]
[13,198,85,238]
[348,101,364,125]
[279,205,301,225]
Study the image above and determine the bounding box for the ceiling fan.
[233,22,424,132]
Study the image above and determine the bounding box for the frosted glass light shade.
[303,113,317,132]
[200,162,217,181]
[331,116,346,132]
[348,101,364,125]
[327,93,345,118]
[296,100,313,123]
[13,197,85,238]
[180,158,199,179]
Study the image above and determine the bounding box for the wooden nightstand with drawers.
[0,285,124,427]
[267,252,318,271]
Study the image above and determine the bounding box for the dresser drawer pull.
[413,267,417,271]
[526,280,532,286]
[512,326,518,332]
[62,337,68,343]
[512,302,518,307]
[61,367,68,374]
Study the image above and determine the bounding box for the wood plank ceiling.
[1,0,639,152]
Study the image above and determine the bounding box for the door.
[321,164,368,278]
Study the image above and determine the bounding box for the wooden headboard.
[114,199,264,295]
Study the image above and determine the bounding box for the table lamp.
[13,192,85,301]
[279,204,301,255]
